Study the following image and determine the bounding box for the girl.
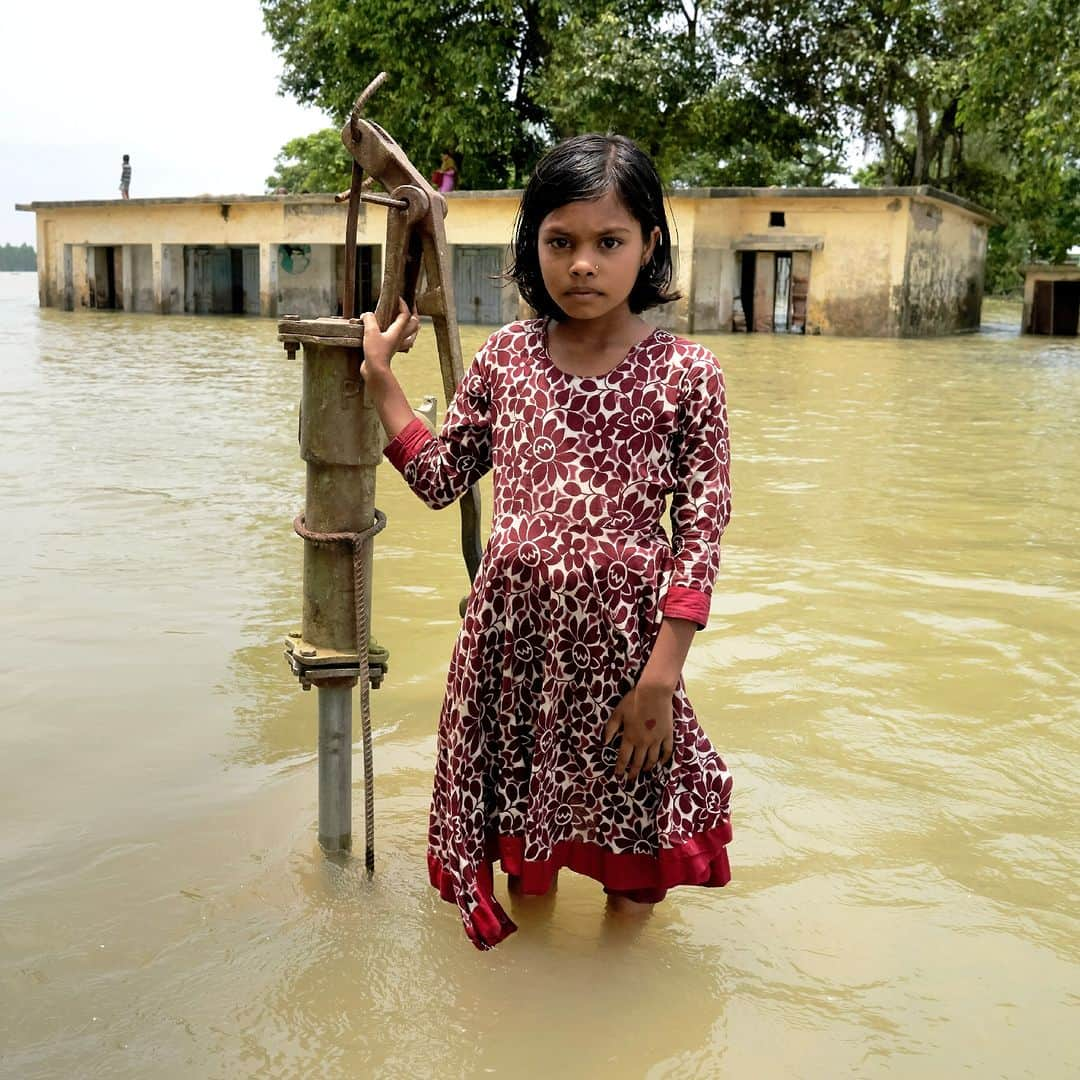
[361,134,733,950]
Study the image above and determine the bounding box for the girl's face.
[537,190,659,323]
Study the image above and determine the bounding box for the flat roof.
[15,184,996,222]
[1023,263,1080,277]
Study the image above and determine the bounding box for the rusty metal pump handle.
[336,74,483,586]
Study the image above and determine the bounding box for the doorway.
[733,250,810,333]
[1030,280,1080,335]
[454,246,503,324]
[184,246,259,314]
[334,245,382,315]
[89,246,119,309]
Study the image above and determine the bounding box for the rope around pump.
[293,508,388,873]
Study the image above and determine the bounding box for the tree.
[261,0,553,188]
[0,244,36,271]
[262,0,1077,289]
[260,0,842,188]
[719,0,1079,290]
[532,2,839,185]
[265,128,354,193]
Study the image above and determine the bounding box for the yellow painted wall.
[691,194,912,335]
[901,197,986,334]
[21,189,991,336]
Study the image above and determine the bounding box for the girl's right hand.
[603,682,675,783]
[360,299,420,379]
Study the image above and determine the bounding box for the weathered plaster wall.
[21,189,991,336]
[806,198,908,336]
[278,243,336,318]
[900,199,986,334]
[1021,265,1080,334]
[127,244,154,312]
[686,194,911,335]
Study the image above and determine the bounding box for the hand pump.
[279,73,483,868]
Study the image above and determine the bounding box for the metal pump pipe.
[283,318,385,858]
[279,72,481,869]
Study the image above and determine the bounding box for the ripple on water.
[1,271,1078,1077]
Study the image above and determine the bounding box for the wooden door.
[454,247,502,324]
[752,252,775,333]
[790,251,811,333]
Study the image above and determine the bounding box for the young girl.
[360,134,733,950]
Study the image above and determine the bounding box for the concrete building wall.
[278,243,336,318]
[19,187,993,336]
[692,193,911,335]
[1022,265,1080,335]
[899,198,986,335]
[126,244,154,312]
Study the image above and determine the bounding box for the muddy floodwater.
[1,272,1077,1078]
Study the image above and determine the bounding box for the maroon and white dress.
[385,318,733,949]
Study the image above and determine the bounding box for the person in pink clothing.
[430,150,459,192]
[361,134,734,950]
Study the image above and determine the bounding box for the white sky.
[1,0,332,245]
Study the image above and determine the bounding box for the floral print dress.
[384,318,733,949]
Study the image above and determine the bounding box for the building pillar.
[152,242,164,314]
[716,249,736,332]
[690,248,736,333]
[163,245,183,314]
[259,242,278,317]
[72,244,90,309]
[673,246,692,333]
[36,216,50,308]
[151,243,183,314]
[63,245,74,311]
[121,245,135,311]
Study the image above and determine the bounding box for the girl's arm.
[359,302,423,438]
[361,303,495,510]
[640,617,697,691]
[662,355,732,626]
[605,353,732,782]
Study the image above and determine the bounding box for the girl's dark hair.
[508,134,680,318]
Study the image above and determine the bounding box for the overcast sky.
[2,0,332,245]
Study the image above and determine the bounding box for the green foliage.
[531,4,839,186]
[265,127,354,193]
[0,244,36,271]
[717,0,1080,292]
[260,0,843,189]
[261,0,545,189]
[262,0,1078,290]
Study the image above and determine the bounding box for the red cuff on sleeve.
[384,417,435,472]
[661,586,711,630]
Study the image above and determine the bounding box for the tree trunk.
[913,95,931,185]
[876,107,895,186]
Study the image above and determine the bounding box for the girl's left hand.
[359,298,420,377]
[603,681,675,783]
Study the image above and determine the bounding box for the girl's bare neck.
[547,311,653,375]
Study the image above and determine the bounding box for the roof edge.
[15,184,998,223]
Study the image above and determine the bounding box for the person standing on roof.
[119,155,132,200]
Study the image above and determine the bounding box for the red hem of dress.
[427,822,732,950]
[384,417,434,472]
[661,586,711,629]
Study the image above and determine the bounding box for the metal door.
[454,246,502,324]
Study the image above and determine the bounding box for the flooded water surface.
[1,272,1077,1078]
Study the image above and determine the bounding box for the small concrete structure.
[1022,264,1080,335]
[18,185,994,336]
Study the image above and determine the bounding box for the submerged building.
[1022,264,1080,335]
[17,185,994,336]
